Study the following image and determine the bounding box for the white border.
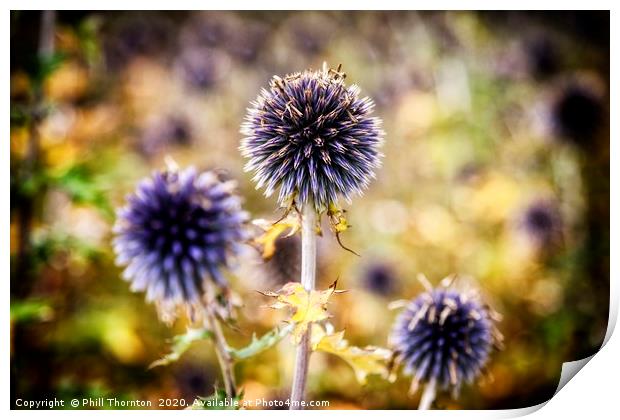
[3,3,616,419]
[2,1,616,11]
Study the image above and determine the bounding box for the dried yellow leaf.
[327,203,349,234]
[261,281,343,342]
[311,324,393,384]
[252,215,301,259]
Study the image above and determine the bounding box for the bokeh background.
[10,10,609,409]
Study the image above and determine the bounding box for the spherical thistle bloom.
[519,199,562,250]
[180,12,231,49]
[525,36,560,80]
[283,13,333,56]
[362,262,398,296]
[174,362,215,401]
[138,115,192,158]
[552,84,603,146]
[174,47,230,91]
[103,13,173,71]
[113,166,248,322]
[224,19,268,64]
[389,280,502,397]
[241,64,384,213]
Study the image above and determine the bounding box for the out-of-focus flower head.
[113,165,248,323]
[174,362,215,401]
[103,13,173,71]
[284,13,333,56]
[174,47,230,91]
[241,64,384,213]
[519,198,562,250]
[525,36,560,80]
[389,276,502,397]
[372,67,425,109]
[180,12,231,48]
[225,18,268,64]
[180,12,267,65]
[362,262,398,296]
[138,115,192,158]
[552,83,604,146]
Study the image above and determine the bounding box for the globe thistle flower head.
[552,84,603,146]
[362,262,398,296]
[103,14,173,71]
[525,37,560,80]
[390,276,502,397]
[113,165,248,323]
[175,47,229,91]
[174,362,214,401]
[241,64,384,213]
[139,115,192,158]
[519,199,562,250]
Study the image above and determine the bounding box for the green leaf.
[149,328,213,368]
[229,324,293,361]
[29,232,102,271]
[10,104,29,126]
[190,389,244,410]
[34,52,66,86]
[77,17,103,67]
[10,299,54,323]
[51,165,113,218]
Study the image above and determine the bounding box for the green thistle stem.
[289,204,317,409]
[205,306,237,399]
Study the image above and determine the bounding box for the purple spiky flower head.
[390,278,502,397]
[113,166,248,322]
[240,64,384,213]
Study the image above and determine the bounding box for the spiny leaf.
[149,328,213,368]
[252,215,300,259]
[262,281,344,343]
[311,323,393,385]
[229,324,293,361]
[190,388,244,410]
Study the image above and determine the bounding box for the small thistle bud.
[390,278,502,396]
[113,166,248,322]
[241,64,384,213]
